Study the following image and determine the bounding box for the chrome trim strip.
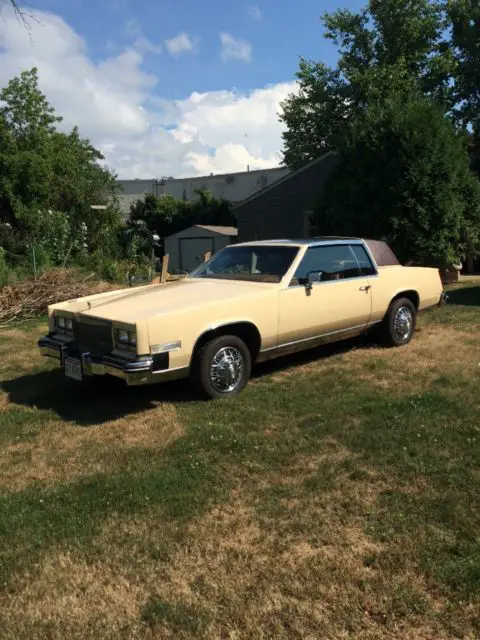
[151,341,181,355]
[308,239,365,247]
[101,354,153,372]
[39,345,62,360]
[152,365,189,377]
[259,321,380,355]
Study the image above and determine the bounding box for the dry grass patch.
[0,551,147,640]
[266,322,480,405]
[0,287,479,639]
[136,469,449,639]
[0,403,183,492]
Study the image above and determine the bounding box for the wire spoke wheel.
[209,346,245,393]
[393,306,413,341]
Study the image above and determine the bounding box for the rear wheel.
[193,335,252,399]
[380,297,416,347]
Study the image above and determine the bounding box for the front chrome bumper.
[38,335,189,386]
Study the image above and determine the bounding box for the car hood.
[68,278,275,324]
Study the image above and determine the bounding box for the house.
[117,166,291,217]
[164,224,238,273]
[235,152,340,242]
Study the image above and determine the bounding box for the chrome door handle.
[359,285,371,292]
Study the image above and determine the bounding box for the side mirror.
[307,271,323,285]
[304,270,323,294]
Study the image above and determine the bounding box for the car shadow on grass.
[2,335,378,426]
[1,368,197,426]
[253,334,372,380]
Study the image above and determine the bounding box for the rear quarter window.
[364,240,400,267]
[350,245,377,276]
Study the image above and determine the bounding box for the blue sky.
[24,0,364,99]
[0,0,365,177]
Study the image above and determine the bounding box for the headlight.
[55,315,73,333]
[115,329,136,348]
[117,329,129,343]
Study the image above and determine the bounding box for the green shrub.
[0,248,8,287]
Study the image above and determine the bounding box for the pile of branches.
[0,268,113,325]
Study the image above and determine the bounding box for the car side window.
[290,245,361,286]
[350,244,377,276]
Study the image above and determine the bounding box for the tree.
[280,0,454,168]
[448,0,480,179]
[316,96,480,264]
[0,68,117,223]
[129,191,235,242]
[448,0,480,133]
[0,68,121,270]
[0,69,61,140]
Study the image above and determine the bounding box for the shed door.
[179,237,215,272]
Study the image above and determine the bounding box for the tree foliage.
[279,0,480,169]
[281,0,480,264]
[448,0,480,133]
[316,97,480,264]
[281,0,456,168]
[0,69,117,223]
[128,189,235,241]
[0,68,121,272]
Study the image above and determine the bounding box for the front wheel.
[193,335,252,399]
[380,297,417,347]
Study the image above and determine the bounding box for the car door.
[277,243,373,346]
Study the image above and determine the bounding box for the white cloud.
[125,19,162,55]
[164,32,198,56]
[247,5,262,21]
[0,8,296,178]
[219,32,252,64]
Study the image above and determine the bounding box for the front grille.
[73,318,113,357]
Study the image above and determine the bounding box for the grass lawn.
[0,283,479,639]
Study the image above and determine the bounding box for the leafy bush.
[128,190,236,257]
[317,97,480,265]
[0,248,8,287]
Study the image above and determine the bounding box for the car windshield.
[189,245,299,283]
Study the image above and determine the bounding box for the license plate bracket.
[64,356,83,381]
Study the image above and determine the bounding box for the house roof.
[233,151,339,211]
[195,225,238,236]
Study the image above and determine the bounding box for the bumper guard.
[37,335,189,386]
[438,291,448,307]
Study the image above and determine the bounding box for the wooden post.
[161,254,169,284]
[204,250,212,262]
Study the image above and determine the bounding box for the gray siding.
[235,153,340,243]
[117,167,290,217]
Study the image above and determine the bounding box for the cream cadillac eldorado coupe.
[38,238,446,398]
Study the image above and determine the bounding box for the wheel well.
[392,290,420,310]
[191,322,262,364]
